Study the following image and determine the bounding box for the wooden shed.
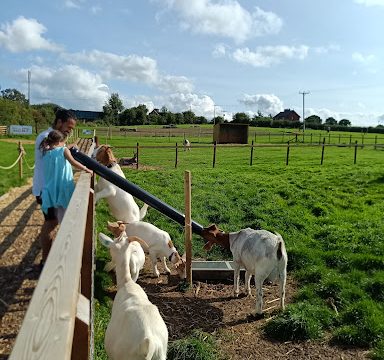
[213,123,249,144]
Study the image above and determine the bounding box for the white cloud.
[352,52,376,65]
[64,0,86,9]
[212,43,227,58]
[67,50,194,93]
[354,0,384,6]
[159,1,282,43]
[0,17,62,53]
[232,45,309,67]
[239,94,284,115]
[165,92,215,116]
[21,65,109,110]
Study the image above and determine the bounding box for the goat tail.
[274,232,285,260]
[139,203,149,220]
[139,337,160,360]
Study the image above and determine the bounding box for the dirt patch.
[0,139,35,145]
[0,181,370,359]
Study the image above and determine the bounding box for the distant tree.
[182,110,195,124]
[1,88,28,106]
[305,115,322,125]
[339,119,351,127]
[233,112,251,124]
[213,116,224,124]
[195,116,208,124]
[103,93,124,125]
[325,117,338,126]
[174,113,184,124]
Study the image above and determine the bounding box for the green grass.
[1,129,383,358]
[0,139,35,196]
[93,133,384,358]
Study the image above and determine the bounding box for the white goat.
[92,144,148,223]
[182,139,190,151]
[202,224,288,317]
[108,221,186,280]
[99,232,148,282]
[99,233,168,360]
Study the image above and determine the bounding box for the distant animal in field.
[182,139,191,151]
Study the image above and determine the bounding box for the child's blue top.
[41,147,75,213]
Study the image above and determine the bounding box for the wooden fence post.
[286,142,290,166]
[321,137,325,165]
[184,170,192,287]
[136,142,139,170]
[354,141,358,164]
[175,142,178,168]
[250,140,254,166]
[18,141,23,179]
[374,135,377,150]
[212,141,217,168]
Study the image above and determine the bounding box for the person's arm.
[64,147,93,174]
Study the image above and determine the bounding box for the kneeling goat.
[108,220,186,280]
[99,234,168,360]
[99,233,148,282]
[202,224,288,317]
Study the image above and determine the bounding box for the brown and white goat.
[108,221,186,280]
[92,144,148,223]
[202,224,287,317]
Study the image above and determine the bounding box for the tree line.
[1,89,383,134]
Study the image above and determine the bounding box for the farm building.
[73,110,103,122]
[273,109,300,122]
[213,123,249,144]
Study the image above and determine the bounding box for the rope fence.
[0,142,33,178]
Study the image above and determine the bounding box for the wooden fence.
[10,141,95,360]
[91,126,384,146]
[110,140,382,169]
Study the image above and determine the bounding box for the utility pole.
[299,91,310,131]
[27,70,31,105]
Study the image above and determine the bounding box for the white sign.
[82,129,93,135]
[9,125,33,135]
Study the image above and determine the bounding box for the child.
[39,129,93,223]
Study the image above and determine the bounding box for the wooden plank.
[9,173,92,360]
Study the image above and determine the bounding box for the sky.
[0,0,384,127]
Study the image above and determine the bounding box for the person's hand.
[85,168,93,175]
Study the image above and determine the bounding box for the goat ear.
[203,241,215,251]
[99,232,114,248]
[181,252,186,262]
[107,221,118,228]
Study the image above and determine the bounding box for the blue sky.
[1,0,383,126]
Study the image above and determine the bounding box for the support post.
[18,141,23,179]
[175,142,178,168]
[250,140,254,166]
[354,141,358,164]
[321,137,325,165]
[213,141,217,168]
[136,142,139,170]
[184,170,192,287]
[286,142,290,166]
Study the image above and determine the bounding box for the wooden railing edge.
[10,141,96,360]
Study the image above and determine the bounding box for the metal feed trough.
[192,260,245,281]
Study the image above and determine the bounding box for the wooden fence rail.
[109,141,378,168]
[10,142,95,360]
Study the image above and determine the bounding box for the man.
[32,108,77,266]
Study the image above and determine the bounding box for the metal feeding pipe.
[70,147,204,236]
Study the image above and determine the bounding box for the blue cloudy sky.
[0,0,383,126]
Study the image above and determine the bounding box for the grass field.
[1,128,383,359]
[92,133,384,359]
[0,139,35,196]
